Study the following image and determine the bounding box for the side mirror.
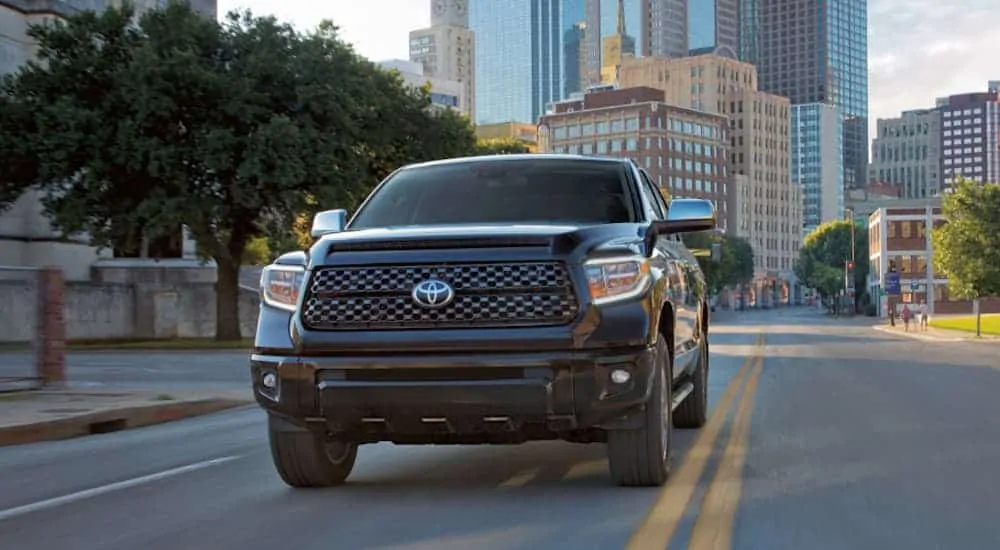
[654,199,716,234]
[311,209,348,238]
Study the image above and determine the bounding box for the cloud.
[868,0,998,138]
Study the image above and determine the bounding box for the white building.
[408,0,475,120]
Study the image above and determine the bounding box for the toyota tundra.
[252,154,715,488]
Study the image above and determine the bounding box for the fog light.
[610,368,631,384]
[262,372,277,389]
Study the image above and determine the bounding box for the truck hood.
[308,223,649,261]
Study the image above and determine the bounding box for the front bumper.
[252,346,656,443]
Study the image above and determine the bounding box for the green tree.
[475,137,533,155]
[0,3,477,340]
[932,178,1000,336]
[795,219,869,311]
[683,232,754,293]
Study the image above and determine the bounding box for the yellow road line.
[687,351,765,550]
[626,333,765,550]
[497,467,541,488]
[562,459,608,480]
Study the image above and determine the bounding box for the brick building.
[537,86,731,230]
[868,204,1000,316]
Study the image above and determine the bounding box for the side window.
[641,170,670,217]
[638,170,666,219]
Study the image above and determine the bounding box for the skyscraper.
[470,0,584,124]
[583,0,688,85]
[600,0,636,83]
[687,0,738,58]
[741,0,868,192]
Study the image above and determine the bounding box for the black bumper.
[252,346,656,443]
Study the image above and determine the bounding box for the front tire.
[607,336,672,487]
[674,335,708,429]
[268,416,358,488]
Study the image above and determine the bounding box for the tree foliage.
[683,231,754,293]
[794,219,869,302]
[475,137,533,155]
[932,178,1000,301]
[0,3,478,339]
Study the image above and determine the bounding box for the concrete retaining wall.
[0,280,259,342]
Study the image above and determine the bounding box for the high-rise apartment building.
[741,0,868,192]
[617,54,800,279]
[793,103,843,233]
[867,109,942,199]
[470,0,584,124]
[538,86,731,228]
[583,0,688,85]
[409,0,475,120]
[687,0,739,58]
[936,81,1000,187]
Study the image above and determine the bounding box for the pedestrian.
[901,304,912,332]
[918,301,929,331]
[888,304,896,327]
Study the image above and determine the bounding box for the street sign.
[884,271,901,295]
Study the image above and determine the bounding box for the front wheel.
[607,336,672,487]
[268,416,358,488]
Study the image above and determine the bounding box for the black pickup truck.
[252,154,715,488]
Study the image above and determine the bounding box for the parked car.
[252,154,715,488]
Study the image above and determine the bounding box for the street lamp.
[845,207,857,314]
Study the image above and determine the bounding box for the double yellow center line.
[627,332,767,550]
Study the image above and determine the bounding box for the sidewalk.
[872,322,1000,343]
[0,388,253,446]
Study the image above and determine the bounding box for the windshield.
[349,158,637,228]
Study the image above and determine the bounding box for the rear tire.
[268,416,358,488]
[674,335,708,429]
[607,336,672,487]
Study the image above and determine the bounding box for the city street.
[2,310,1000,549]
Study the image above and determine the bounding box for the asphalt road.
[3,310,1000,549]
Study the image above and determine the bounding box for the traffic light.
[846,260,854,270]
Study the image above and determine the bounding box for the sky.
[217,0,999,140]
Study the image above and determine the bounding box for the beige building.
[867,108,942,199]
[618,54,800,282]
[537,86,731,231]
[409,0,475,120]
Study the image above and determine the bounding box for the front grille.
[301,262,579,330]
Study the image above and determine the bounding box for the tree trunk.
[974,297,981,338]
[215,258,243,341]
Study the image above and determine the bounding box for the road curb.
[0,398,253,447]
[871,325,965,342]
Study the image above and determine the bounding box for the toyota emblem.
[411,279,455,308]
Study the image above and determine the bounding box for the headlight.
[260,265,306,312]
[583,256,651,305]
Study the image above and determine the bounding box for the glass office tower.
[742,0,869,190]
[471,0,585,124]
[687,0,738,58]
